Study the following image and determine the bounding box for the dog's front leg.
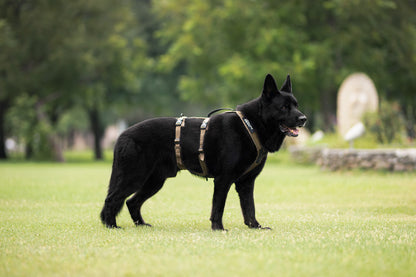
[235,177,270,230]
[210,177,233,231]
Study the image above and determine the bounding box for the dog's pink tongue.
[290,128,299,136]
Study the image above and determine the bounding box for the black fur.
[100,74,306,230]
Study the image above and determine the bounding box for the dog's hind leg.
[100,190,127,228]
[100,178,139,228]
[100,137,147,228]
[126,172,167,227]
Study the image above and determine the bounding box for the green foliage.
[6,95,37,145]
[6,95,59,160]
[29,120,56,161]
[363,101,406,144]
[0,162,415,276]
[55,107,89,136]
[2,0,416,159]
[0,0,149,160]
[154,0,416,130]
[155,1,315,106]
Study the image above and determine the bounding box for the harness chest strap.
[234,111,267,175]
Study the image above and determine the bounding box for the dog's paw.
[105,224,121,229]
[212,228,229,233]
[248,222,272,230]
[134,221,152,227]
[211,222,227,231]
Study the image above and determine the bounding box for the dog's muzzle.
[280,115,307,137]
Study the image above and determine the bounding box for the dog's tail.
[100,161,123,228]
[100,136,142,228]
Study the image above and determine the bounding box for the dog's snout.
[298,115,307,126]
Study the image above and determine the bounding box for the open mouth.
[279,124,300,137]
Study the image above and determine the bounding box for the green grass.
[0,156,415,277]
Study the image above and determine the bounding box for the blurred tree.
[363,100,406,144]
[2,0,415,160]
[0,19,19,159]
[0,0,79,160]
[69,0,143,160]
[155,1,320,115]
[127,0,190,119]
[305,0,416,133]
[154,0,416,133]
[0,0,144,160]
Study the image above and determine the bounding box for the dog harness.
[174,111,267,178]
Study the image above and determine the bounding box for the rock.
[290,147,416,172]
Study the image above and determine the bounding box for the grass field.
[1,154,415,277]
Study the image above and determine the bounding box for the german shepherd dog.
[100,74,306,230]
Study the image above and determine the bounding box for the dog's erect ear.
[262,74,280,101]
[280,74,292,93]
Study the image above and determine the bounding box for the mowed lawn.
[0,156,415,277]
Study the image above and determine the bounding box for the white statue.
[337,73,378,136]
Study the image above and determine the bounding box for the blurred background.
[0,0,415,162]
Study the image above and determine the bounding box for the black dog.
[100,74,306,230]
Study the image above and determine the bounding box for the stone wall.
[289,147,416,172]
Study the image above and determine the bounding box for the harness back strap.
[234,111,267,175]
[198,118,210,177]
[174,116,210,177]
[175,116,186,170]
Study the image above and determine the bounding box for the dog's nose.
[298,115,307,126]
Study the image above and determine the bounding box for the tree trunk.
[25,143,33,160]
[50,135,64,162]
[0,99,9,159]
[88,108,104,160]
[320,89,337,132]
[405,103,415,139]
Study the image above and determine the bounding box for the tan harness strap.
[198,118,210,177]
[175,116,186,170]
[235,111,267,175]
[174,111,266,178]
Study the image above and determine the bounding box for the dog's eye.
[281,105,290,111]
